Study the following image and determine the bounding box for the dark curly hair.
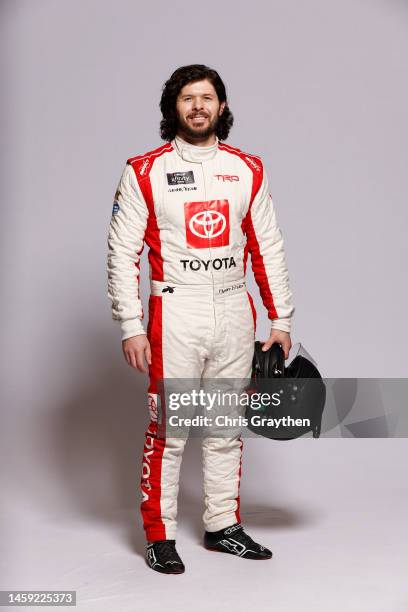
[159,64,234,141]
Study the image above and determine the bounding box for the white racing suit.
[107,134,294,541]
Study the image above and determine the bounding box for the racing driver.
[107,64,295,574]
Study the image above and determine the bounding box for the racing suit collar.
[172,134,219,163]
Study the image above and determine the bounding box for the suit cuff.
[120,318,146,341]
[270,317,292,333]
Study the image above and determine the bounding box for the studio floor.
[2,439,407,612]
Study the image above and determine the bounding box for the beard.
[176,112,220,142]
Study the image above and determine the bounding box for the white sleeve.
[107,163,149,341]
[245,169,295,333]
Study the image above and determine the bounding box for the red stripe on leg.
[141,296,167,540]
[235,437,244,524]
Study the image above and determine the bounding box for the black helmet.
[246,342,326,440]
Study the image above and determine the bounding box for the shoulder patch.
[219,142,263,175]
[127,142,173,180]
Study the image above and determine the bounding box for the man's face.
[175,79,225,141]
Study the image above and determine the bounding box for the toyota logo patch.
[184,200,230,248]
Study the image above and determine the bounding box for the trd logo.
[214,174,239,182]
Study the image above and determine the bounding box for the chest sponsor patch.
[184,200,230,248]
[167,171,195,185]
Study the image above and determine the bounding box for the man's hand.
[262,329,292,359]
[122,335,152,373]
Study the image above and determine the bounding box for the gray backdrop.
[1,1,407,610]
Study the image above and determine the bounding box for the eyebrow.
[181,93,214,97]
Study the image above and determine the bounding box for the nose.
[192,97,204,111]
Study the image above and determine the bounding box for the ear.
[219,101,226,116]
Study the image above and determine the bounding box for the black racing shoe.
[146,540,185,574]
[204,523,273,560]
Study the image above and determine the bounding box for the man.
[107,64,294,574]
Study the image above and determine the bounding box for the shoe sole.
[146,561,185,574]
[148,566,185,575]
